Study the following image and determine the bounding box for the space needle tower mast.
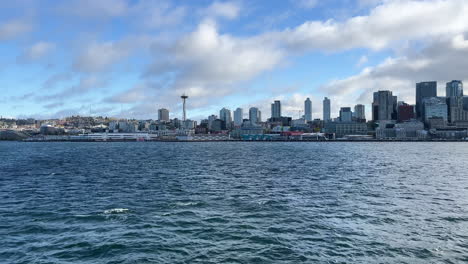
[181,94,189,121]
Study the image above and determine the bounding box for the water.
[1,142,468,263]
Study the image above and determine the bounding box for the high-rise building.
[304,98,312,122]
[219,108,232,124]
[234,108,243,126]
[372,91,397,121]
[423,97,447,123]
[249,107,261,124]
[416,81,437,119]
[339,107,352,122]
[208,115,218,130]
[323,97,331,122]
[448,97,468,124]
[354,104,365,121]
[271,100,281,118]
[446,80,463,98]
[158,108,169,122]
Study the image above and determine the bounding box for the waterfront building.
[249,107,262,124]
[372,90,397,121]
[354,104,365,122]
[291,118,307,127]
[323,97,331,122]
[423,97,448,124]
[427,117,446,129]
[339,107,353,122]
[446,80,463,98]
[158,108,169,122]
[448,97,468,124]
[268,116,292,127]
[397,103,415,123]
[416,81,437,119]
[395,120,425,139]
[324,122,367,138]
[271,100,281,118]
[210,119,226,132]
[234,108,243,126]
[304,98,312,122]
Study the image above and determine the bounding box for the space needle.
[181,94,188,121]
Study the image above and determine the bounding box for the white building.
[249,107,262,124]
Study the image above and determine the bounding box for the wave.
[103,208,129,214]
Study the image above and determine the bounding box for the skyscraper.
[446,80,463,98]
[372,91,397,121]
[234,108,243,126]
[271,100,281,118]
[339,107,352,122]
[219,108,232,124]
[249,107,261,124]
[416,81,437,119]
[323,97,331,122]
[304,98,312,122]
[354,104,365,121]
[158,108,169,122]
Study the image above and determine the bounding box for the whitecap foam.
[175,202,199,207]
[103,208,129,214]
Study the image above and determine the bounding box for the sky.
[1,0,468,121]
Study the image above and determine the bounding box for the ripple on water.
[1,142,468,263]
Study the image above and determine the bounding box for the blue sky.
[1,0,468,121]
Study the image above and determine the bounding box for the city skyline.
[1,1,468,121]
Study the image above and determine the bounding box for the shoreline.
[7,139,468,143]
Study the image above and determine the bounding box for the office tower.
[354,104,365,121]
[208,115,218,130]
[219,108,232,124]
[448,97,468,123]
[397,103,415,122]
[423,97,448,123]
[304,98,312,122]
[271,100,281,118]
[158,108,169,122]
[339,107,352,122]
[249,107,261,124]
[372,90,397,121]
[446,80,463,98]
[416,81,437,119]
[234,108,243,126]
[323,97,331,121]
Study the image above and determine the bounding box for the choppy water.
[1,142,468,263]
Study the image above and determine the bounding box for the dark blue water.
[1,142,468,263]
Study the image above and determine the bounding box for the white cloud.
[73,36,153,73]
[59,0,129,18]
[356,55,368,67]
[202,1,241,19]
[18,41,55,62]
[277,0,468,52]
[145,19,284,99]
[318,36,468,118]
[0,20,32,40]
[296,0,318,9]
